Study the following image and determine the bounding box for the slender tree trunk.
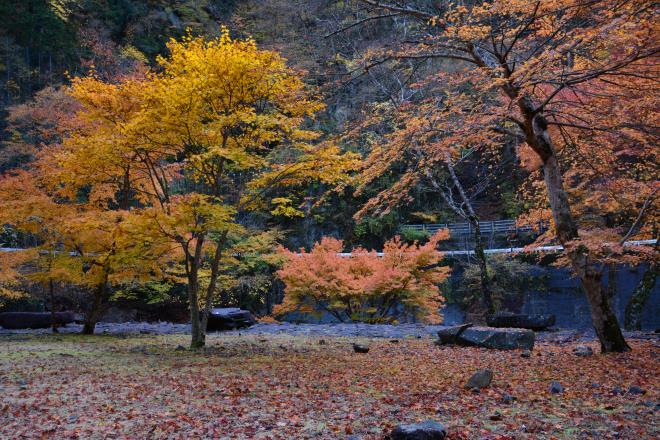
[188,234,206,349]
[49,278,57,333]
[200,231,228,337]
[520,99,630,352]
[82,276,107,335]
[624,263,658,331]
[442,158,495,315]
[471,220,495,314]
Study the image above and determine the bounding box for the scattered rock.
[521,350,531,358]
[318,339,326,345]
[175,345,186,351]
[501,394,517,404]
[612,386,624,396]
[129,345,149,354]
[628,386,646,395]
[489,412,502,421]
[438,325,535,350]
[487,313,556,331]
[390,339,400,344]
[207,308,256,331]
[573,345,594,357]
[550,381,564,394]
[464,369,493,390]
[389,420,447,440]
[436,323,472,345]
[352,344,369,353]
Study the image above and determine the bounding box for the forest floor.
[0,333,657,440]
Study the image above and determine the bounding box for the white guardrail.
[1,240,656,258]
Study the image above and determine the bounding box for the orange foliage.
[275,231,450,323]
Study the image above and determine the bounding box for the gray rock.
[521,350,531,358]
[389,420,447,440]
[628,386,646,395]
[487,313,556,331]
[436,323,473,345]
[352,343,369,353]
[438,325,535,351]
[175,345,186,351]
[573,345,594,356]
[550,381,564,394]
[207,308,256,331]
[465,369,493,389]
[501,394,517,404]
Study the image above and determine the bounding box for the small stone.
[573,345,594,357]
[175,345,186,351]
[612,386,624,396]
[390,339,400,344]
[389,420,447,440]
[628,386,646,395]
[550,381,563,394]
[501,393,517,404]
[67,416,78,423]
[489,412,502,421]
[521,350,531,358]
[318,339,326,345]
[464,369,493,390]
[352,344,369,353]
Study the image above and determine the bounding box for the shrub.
[274,231,450,323]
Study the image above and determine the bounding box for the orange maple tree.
[275,230,450,323]
[339,0,658,352]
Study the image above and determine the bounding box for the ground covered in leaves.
[0,334,657,439]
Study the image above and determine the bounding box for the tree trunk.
[624,263,658,331]
[189,282,204,348]
[471,220,495,315]
[441,157,495,315]
[520,99,630,352]
[82,277,107,335]
[49,278,57,333]
[188,234,206,349]
[200,231,228,337]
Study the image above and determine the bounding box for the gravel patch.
[1,321,657,342]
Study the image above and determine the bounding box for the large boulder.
[389,420,447,440]
[0,312,75,330]
[486,313,556,331]
[437,324,534,350]
[206,308,255,331]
